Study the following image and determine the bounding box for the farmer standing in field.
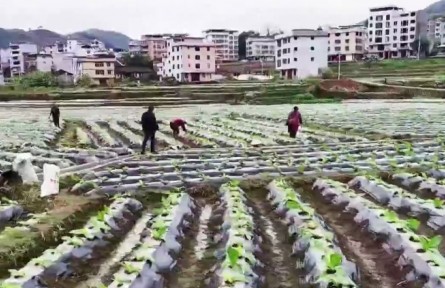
[170,118,187,137]
[141,105,159,154]
[286,106,303,138]
[49,103,60,128]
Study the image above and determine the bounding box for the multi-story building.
[203,29,239,62]
[139,34,188,61]
[129,40,142,53]
[2,43,38,76]
[427,17,445,46]
[160,36,216,82]
[246,37,276,61]
[327,25,367,62]
[73,54,115,86]
[367,5,419,58]
[275,29,328,80]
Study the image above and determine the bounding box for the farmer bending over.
[141,105,159,154]
[286,106,303,138]
[49,103,60,128]
[170,118,187,137]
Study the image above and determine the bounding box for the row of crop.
[185,125,245,147]
[393,172,445,199]
[211,181,263,287]
[107,192,195,287]
[314,178,445,287]
[1,196,142,287]
[268,179,357,287]
[85,121,120,148]
[107,120,142,148]
[350,176,445,230]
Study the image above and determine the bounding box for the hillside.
[424,0,445,16]
[0,28,131,50]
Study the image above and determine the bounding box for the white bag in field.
[12,153,38,184]
[40,164,61,197]
[296,126,303,137]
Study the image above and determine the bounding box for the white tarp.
[12,153,38,184]
[40,164,60,197]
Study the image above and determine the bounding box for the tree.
[238,31,260,60]
[121,53,153,69]
[411,37,432,58]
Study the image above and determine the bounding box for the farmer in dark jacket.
[141,106,159,154]
[170,118,187,137]
[49,104,60,128]
[286,106,303,138]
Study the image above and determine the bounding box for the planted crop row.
[350,176,445,230]
[2,196,142,287]
[268,179,357,287]
[314,178,445,287]
[85,121,119,147]
[107,191,195,288]
[211,181,263,287]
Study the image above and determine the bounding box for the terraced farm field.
[2,100,445,287]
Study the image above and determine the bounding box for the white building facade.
[275,29,328,80]
[427,17,445,46]
[204,29,239,62]
[327,25,367,62]
[246,37,276,61]
[1,43,38,77]
[368,5,418,58]
[161,36,216,82]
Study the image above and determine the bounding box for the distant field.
[330,58,445,79]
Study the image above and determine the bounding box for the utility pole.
[337,54,341,80]
[417,37,421,60]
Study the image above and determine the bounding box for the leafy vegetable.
[406,219,420,232]
[419,235,442,252]
[326,253,343,270]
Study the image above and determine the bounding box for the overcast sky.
[0,0,438,38]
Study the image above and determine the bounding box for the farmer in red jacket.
[170,118,187,137]
[286,106,303,138]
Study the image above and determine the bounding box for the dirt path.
[246,189,306,288]
[165,198,222,288]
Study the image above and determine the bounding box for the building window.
[346,32,349,36]
[106,62,111,67]
[376,23,383,29]
[207,55,210,60]
[177,74,180,79]
[386,15,390,20]
[195,63,200,69]
[95,63,104,67]
[311,36,314,40]
[107,70,112,75]
[345,46,350,51]
[310,47,314,51]
[277,60,281,67]
[207,47,210,51]
[188,55,190,59]
[294,58,297,62]
[195,47,200,51]
[335,40,341,44]
[385,29,390,35]
[195,55,201,60]
[173,64,175,69]
[311,57,314,62]
[294,36,298,40]
[335,47,341,51]
[393,28,397,33]
[95,70,105,75]
[345,39,350,44]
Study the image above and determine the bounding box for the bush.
[77,74,93,88]
[321,68,335,79]
[13,72,57,88]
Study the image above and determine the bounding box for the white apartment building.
[367,5,418,58]
[246,37,276,61]
[204,29,239,62]
[129,40,142,53]
[161,36,216,82]
[327,25,367,62]
[427,17,445,46]
[275,29,328,80]
[1,43,38,77]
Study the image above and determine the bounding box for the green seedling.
[419,235,442,252]
[406,219,420,232]
[152,226,168,241]
[227,246,240,267]
[326,253,343,272]
[122,262,139,274]
[434,198,445,209]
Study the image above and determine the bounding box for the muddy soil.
[245,188,306,288]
